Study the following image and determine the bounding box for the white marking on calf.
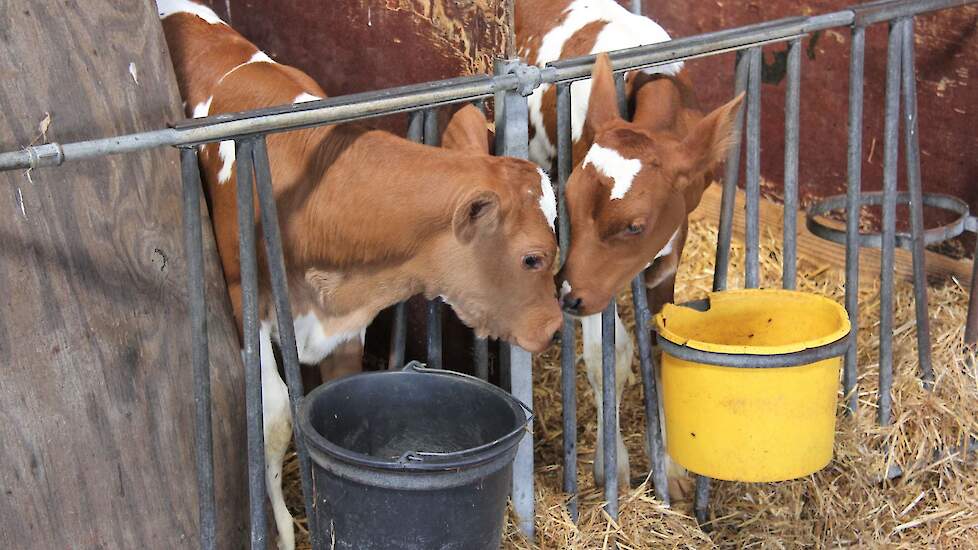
[290,312,364,365]
[526,0,683,167]
[192,96,213,118]
[293,92,323,104]
[537,168,557,231]
[655,227,681,259]
[560,280,572,299]
[582,143,641,200]
[217,140,235,184]
[156,0,225,25]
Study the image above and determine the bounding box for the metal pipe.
[694,474,711,525]
[251,137,319,547]
[853,0,973,26]
[601,302,618,520]
[843,24,866,415]
[878,20,903,427]
[180,147,216,550]
[424,108,444,370]
[899,18,934,388]
[388,111,424,370]
[783,38,802,290]
[744,46,763,289]
[234,139,268,548]
[630,0,642,15]
[631,278,670,506]
[713,52,750,291]
[967,237,978,342]
[556,81,579,521]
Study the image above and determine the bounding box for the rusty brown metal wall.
[200,0,510,134]
[635,0,978,257]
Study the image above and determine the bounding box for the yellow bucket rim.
[654,289,850,356]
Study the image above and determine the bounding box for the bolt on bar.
[556,81,579,522]
[388,111,425,369]
[844,24,867,414]
[744,46,763,289]
[714,52,750,292]
[899,18,934,388]
[180,147,216,550]
[782,37,802,290]
[233,138,269,547]
[878,19,904,426]
[424,108,444,370]
[252,137,321,547]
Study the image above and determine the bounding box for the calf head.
[433,105,563,353]
[559,53,743,316]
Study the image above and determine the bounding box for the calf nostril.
[551,330,561,344]
[561,295,583,313]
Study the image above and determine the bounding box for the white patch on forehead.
[293,93,323,104]
[654,227,681,260]
[560,280,572,298]
[526,0,683,166]
[156,0,225,24]
[582,143,641,200]
[217,140,235,184]
[537,168,557,232]
[192,96,213,118]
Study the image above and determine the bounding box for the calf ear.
[673,92,744,186]
[443,104,491,154]
[583,53,622,138]
[453,189,500,243]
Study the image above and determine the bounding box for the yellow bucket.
[654,289,850,482]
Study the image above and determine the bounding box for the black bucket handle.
[395,361,534,466]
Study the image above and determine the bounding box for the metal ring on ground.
[805,191,970,248]
[654,299,850,368]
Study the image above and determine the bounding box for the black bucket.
[297,362,532,550]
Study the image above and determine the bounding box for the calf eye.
[522,254,543,270]
[625,223,644,236]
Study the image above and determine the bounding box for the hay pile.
[286,217,978,549]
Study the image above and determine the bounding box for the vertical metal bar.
[424,108,444,370]
[613,71,628,117]
[601,302,618,520]
[900,18,934,388]
[967,239,978,343]
[844,25,866,415]
[251,137,320,548]
[234,139,268,548]
[694,475,711,525]
[879,20,904,427]
[714,52,750,291]
[496,58,535,540]
[389,111,425,370]
[630,0,642,15]
[744,46,763,289]
[555,81,578,521]
[782,38,802,290]
[180,147,216,550]
[630,278,670,506]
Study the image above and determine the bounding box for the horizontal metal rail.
[1,0,973,173]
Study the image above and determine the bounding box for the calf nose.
[561,294,583,314]
[551,330,561,344]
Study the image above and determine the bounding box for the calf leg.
[317,332,365,384]
[581,310,634,490]
[259,322,296,550]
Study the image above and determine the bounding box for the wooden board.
[0,2,247,546]
[690,183,974,287]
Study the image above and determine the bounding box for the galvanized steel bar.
[694,474,711,525]
[878,20,904,427]
[180,147,216,550]
[556,81,579,521]
[496,58,536,540]
[853,0,973,26]
[630,279,670,506]
[899,18,934,388]
[965,239,978,343]
[714,52,750,291]
[601,302,618,520]
[424,108,444,370]
[744,46,763,289]
[234,139,269,548]
[843,24,866,414]
[251,137,320,547]
[782,38,802,290]
[630,0,642,15]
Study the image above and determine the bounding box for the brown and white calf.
[517,0,742,494]
[159,1,563,547]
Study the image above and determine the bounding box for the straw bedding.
[285,216,978,549]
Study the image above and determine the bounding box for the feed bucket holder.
[654,289,850,482]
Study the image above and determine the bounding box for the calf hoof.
[592,442,631,491]
[667,472,695,504]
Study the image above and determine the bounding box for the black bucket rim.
[298,362,533,472]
